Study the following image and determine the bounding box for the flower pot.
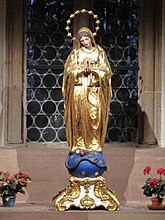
[2,196,16,207]
[151,197,163,207]
[147,197,165,210]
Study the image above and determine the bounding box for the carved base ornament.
[52,176,119,211]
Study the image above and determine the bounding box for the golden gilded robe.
[62,45,112,152]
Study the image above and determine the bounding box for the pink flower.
[17,171,30,179]
[3,171,10,180]
[18,171,24,176]
[9,177,17,182]
[149,178,158,188]
[3,171,10,177]
[19,178,27,186]
[143,166,151,175]
[157,168,165,175]
[0,170,31,196]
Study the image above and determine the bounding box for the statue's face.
[79,36,92,49]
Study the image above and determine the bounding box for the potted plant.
[0,171,32,207]
[142,166,165,209]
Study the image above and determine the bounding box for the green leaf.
[160,190,165,195]
[145,177,151,184]
[143,188,152,197]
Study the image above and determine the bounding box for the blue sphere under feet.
[65,150,107,178]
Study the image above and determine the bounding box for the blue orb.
[65,150,107,178]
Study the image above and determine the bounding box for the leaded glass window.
[94,0,139,142]
[26,0,139,143]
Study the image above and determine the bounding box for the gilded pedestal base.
[52,176,120,211]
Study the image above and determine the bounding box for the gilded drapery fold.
[62,45,112,152]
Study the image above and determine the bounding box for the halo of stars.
[65,9,100,40]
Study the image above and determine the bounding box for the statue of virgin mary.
[52,22,119,212]
[62,27,112,152]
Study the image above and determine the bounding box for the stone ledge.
[0,203,164,220]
